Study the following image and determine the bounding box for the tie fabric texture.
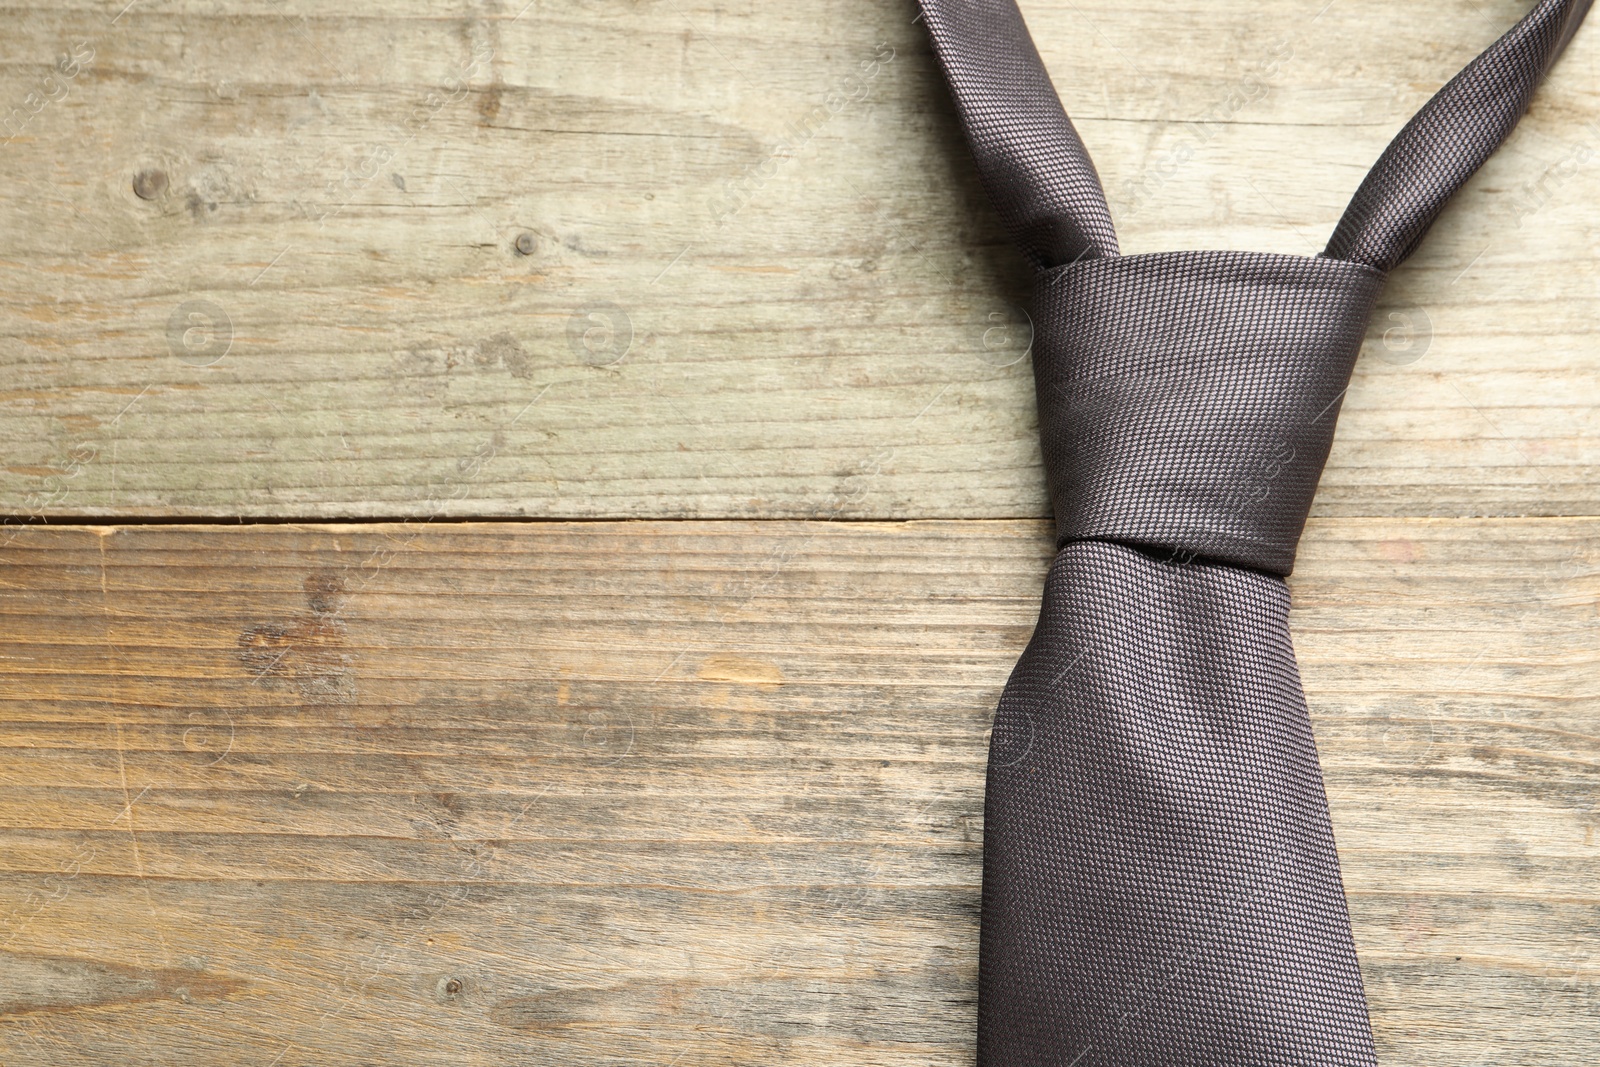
[914,1,1594,1064]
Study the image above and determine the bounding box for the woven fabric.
[917,0,1117,267]
[1326,0,1594,270]
[911,1,1592,1064]
[1034,251,1385,575]
[983,541,1372,1066]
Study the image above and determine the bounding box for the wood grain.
[0,518,1594,1065]
[1,1,1598,519]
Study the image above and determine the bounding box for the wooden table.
[1,2,1596,1064]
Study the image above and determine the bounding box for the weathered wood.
[0,519,1594,1064]
[1,1,1598,519]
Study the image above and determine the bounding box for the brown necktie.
[914,1,1593,1063]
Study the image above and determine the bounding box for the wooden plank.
[0,518,1595,1064]
[1,1,1598,520]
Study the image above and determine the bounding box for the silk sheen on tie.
[913,1,1595,1064]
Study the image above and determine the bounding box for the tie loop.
[1325,0,1595,271]
[918,0,1592,273]
[918,0,1119,268]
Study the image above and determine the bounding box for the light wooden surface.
[1,0,1599,519]
[0,519,1594,1066]
[2,1,1598,1065]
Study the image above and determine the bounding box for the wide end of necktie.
[982,539,1376,1066]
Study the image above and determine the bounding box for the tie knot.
[1034,250,1385,576]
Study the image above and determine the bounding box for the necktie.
[914,2,1593,1064]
